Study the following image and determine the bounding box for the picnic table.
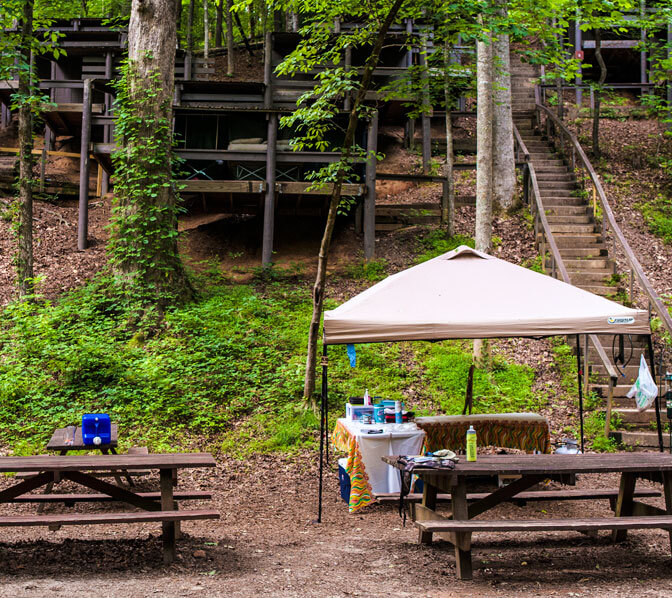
[0,453,219,563]
[383,453,672,580]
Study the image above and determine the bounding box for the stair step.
[569,273,612,286]
[609,430,667,448]
[594,384,642,399]
[577,285,616,296]
[562,257,613,269]
[558,247,608,258]
[546,207,591,218]
[592,364,640,379]
[611,408,660,425]
[549,224,597,234]
[546,215,592,224]
[537,175,576,183]
[539,187,586,200]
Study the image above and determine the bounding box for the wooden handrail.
[536,103,672,340]
[513,122,619,384]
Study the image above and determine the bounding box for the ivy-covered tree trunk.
[303,0,406,403]
[17,0,34,298]
[107,0,193,308]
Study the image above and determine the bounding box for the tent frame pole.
[647,334,664,452]
[576,334,585,453]
[317,343,328,523]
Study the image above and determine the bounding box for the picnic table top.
[382,453,672,476]
[47,424,118,451]
[0,453,216,473]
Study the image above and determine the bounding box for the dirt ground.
[1,455,672,597]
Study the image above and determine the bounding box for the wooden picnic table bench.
[0,453,219,564]
[383,453,672,580]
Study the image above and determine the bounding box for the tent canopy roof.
[323,246,650,345]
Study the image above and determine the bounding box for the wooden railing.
[535,104,672,341]
[512,122,619,436]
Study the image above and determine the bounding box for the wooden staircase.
[509,55,662,448]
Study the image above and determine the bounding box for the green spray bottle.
[466,425,477,462]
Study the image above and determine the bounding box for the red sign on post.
[574,50,585,61]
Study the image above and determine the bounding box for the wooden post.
[612,472,636,542]
[441,180,448,224]
[185,52,192,80]
[160,468,176,564]
[364,111,378,261]
[451,477,473,580]
[78,78,92,251]
[420,38,431,174]
[405,18,415,151]
[0,102,8,128]
[261,113,277,265]
[102,52,113,197]
[264,32,273,109]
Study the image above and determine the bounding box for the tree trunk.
[593,28,606,158]
[215,0,223,47]
[303,0,406,403]
[17,0,34,298]
[475,34,494,253]
[492,20,515,211]
[226,0,234,75]
[186,0,195,52]
[249,0,256,41]
[108,0,193,307]
[443,40,455,236]
[176,0,183,48]
[203,0,209,59]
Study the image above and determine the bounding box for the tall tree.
[107,0,193,307]
[16,0,35,297]
[492,1,515,210]
[276,0,407,402]
[475,27,494,254]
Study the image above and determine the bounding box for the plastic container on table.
[81,413,112,446]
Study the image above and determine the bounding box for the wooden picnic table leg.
[612,472,636,542]
[39,450,67,516]
[160,468,176,564]
[101,448,126,487]
[662,471,672,556]
[451,476,472,581]
[418,480,438,545]
[109,447,134,486]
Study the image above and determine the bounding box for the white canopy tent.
[315,246,660,521]
[324,246,650,343]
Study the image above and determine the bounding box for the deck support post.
[264,32,273,109]
[78,78,92,251]
[364,111,378,261]
[262,113,278,265]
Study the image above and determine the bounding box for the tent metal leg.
[576,334,585,453]
[317,344,328,523]
[647,335,664,452]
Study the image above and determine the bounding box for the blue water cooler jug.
[82,413,111,446]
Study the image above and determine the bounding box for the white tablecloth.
[338,418,425,495]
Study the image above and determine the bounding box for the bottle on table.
[466,425,477,462]
[394,401,402,424]
[363,388,371,406]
